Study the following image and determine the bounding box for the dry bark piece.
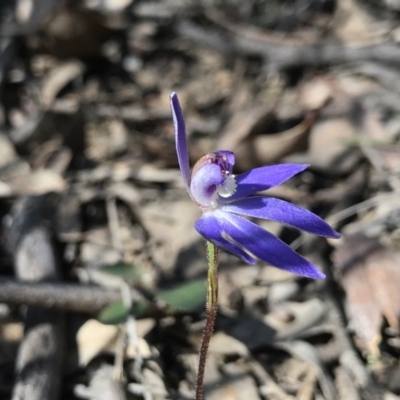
[334,231,400,354]
[0,279,124,313]
[10,194,65,400]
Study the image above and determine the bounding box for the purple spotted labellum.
[170,92,340,279]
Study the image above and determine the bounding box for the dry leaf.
[298,77,333,111]
[334,232,400,354]
[285,118,359,174]
[8,169,66,195]
[209,332,249,357]
[333,0,387,45]
[76,319,119,366]
[0,134,17,168]
[217,106,316,170]
[253,111,316,167]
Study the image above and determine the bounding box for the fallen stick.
[0,279,122,313]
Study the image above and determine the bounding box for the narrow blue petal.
[170,93,191,193]
[195,213,256,264]
[223,164,309,202]
[215,210,325,279]
[222,197,340,238]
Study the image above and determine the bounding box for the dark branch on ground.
[0,279,125,313]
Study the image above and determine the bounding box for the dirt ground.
[1,0,400,399]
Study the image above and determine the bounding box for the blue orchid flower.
[171,92,339,279]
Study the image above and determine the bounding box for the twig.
[326,192,398,226]
[176,19,400,69]
[0,279,128,313]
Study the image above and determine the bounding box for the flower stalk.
[170,91,340,398]
[195,241,219,400]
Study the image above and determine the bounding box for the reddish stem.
[195,242,219,400]
[195,301,217,400]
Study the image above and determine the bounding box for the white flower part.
[217,175,237,198]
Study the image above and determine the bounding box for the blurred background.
[0,0,400,399]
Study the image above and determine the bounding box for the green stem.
[195,241,219,400]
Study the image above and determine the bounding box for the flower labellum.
[170,92,340,279]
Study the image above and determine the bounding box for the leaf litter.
[1,0,400,399]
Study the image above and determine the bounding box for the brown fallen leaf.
[8,169,67,196]
[217,105,316,171]
[333,231,400,354]
[76,319,118,366]
[284,117,360,174]
[297,76,333,111]
[333,0,387,45]
[41,61,85,108]
[358,110,400,181]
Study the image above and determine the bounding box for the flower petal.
[170,92,191,193]
[222,164,309,202]
[216,210,325,279]
[195,213,256,264]
[222,197,340,238]
[191,163,223,207]
[214,150,235,171]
